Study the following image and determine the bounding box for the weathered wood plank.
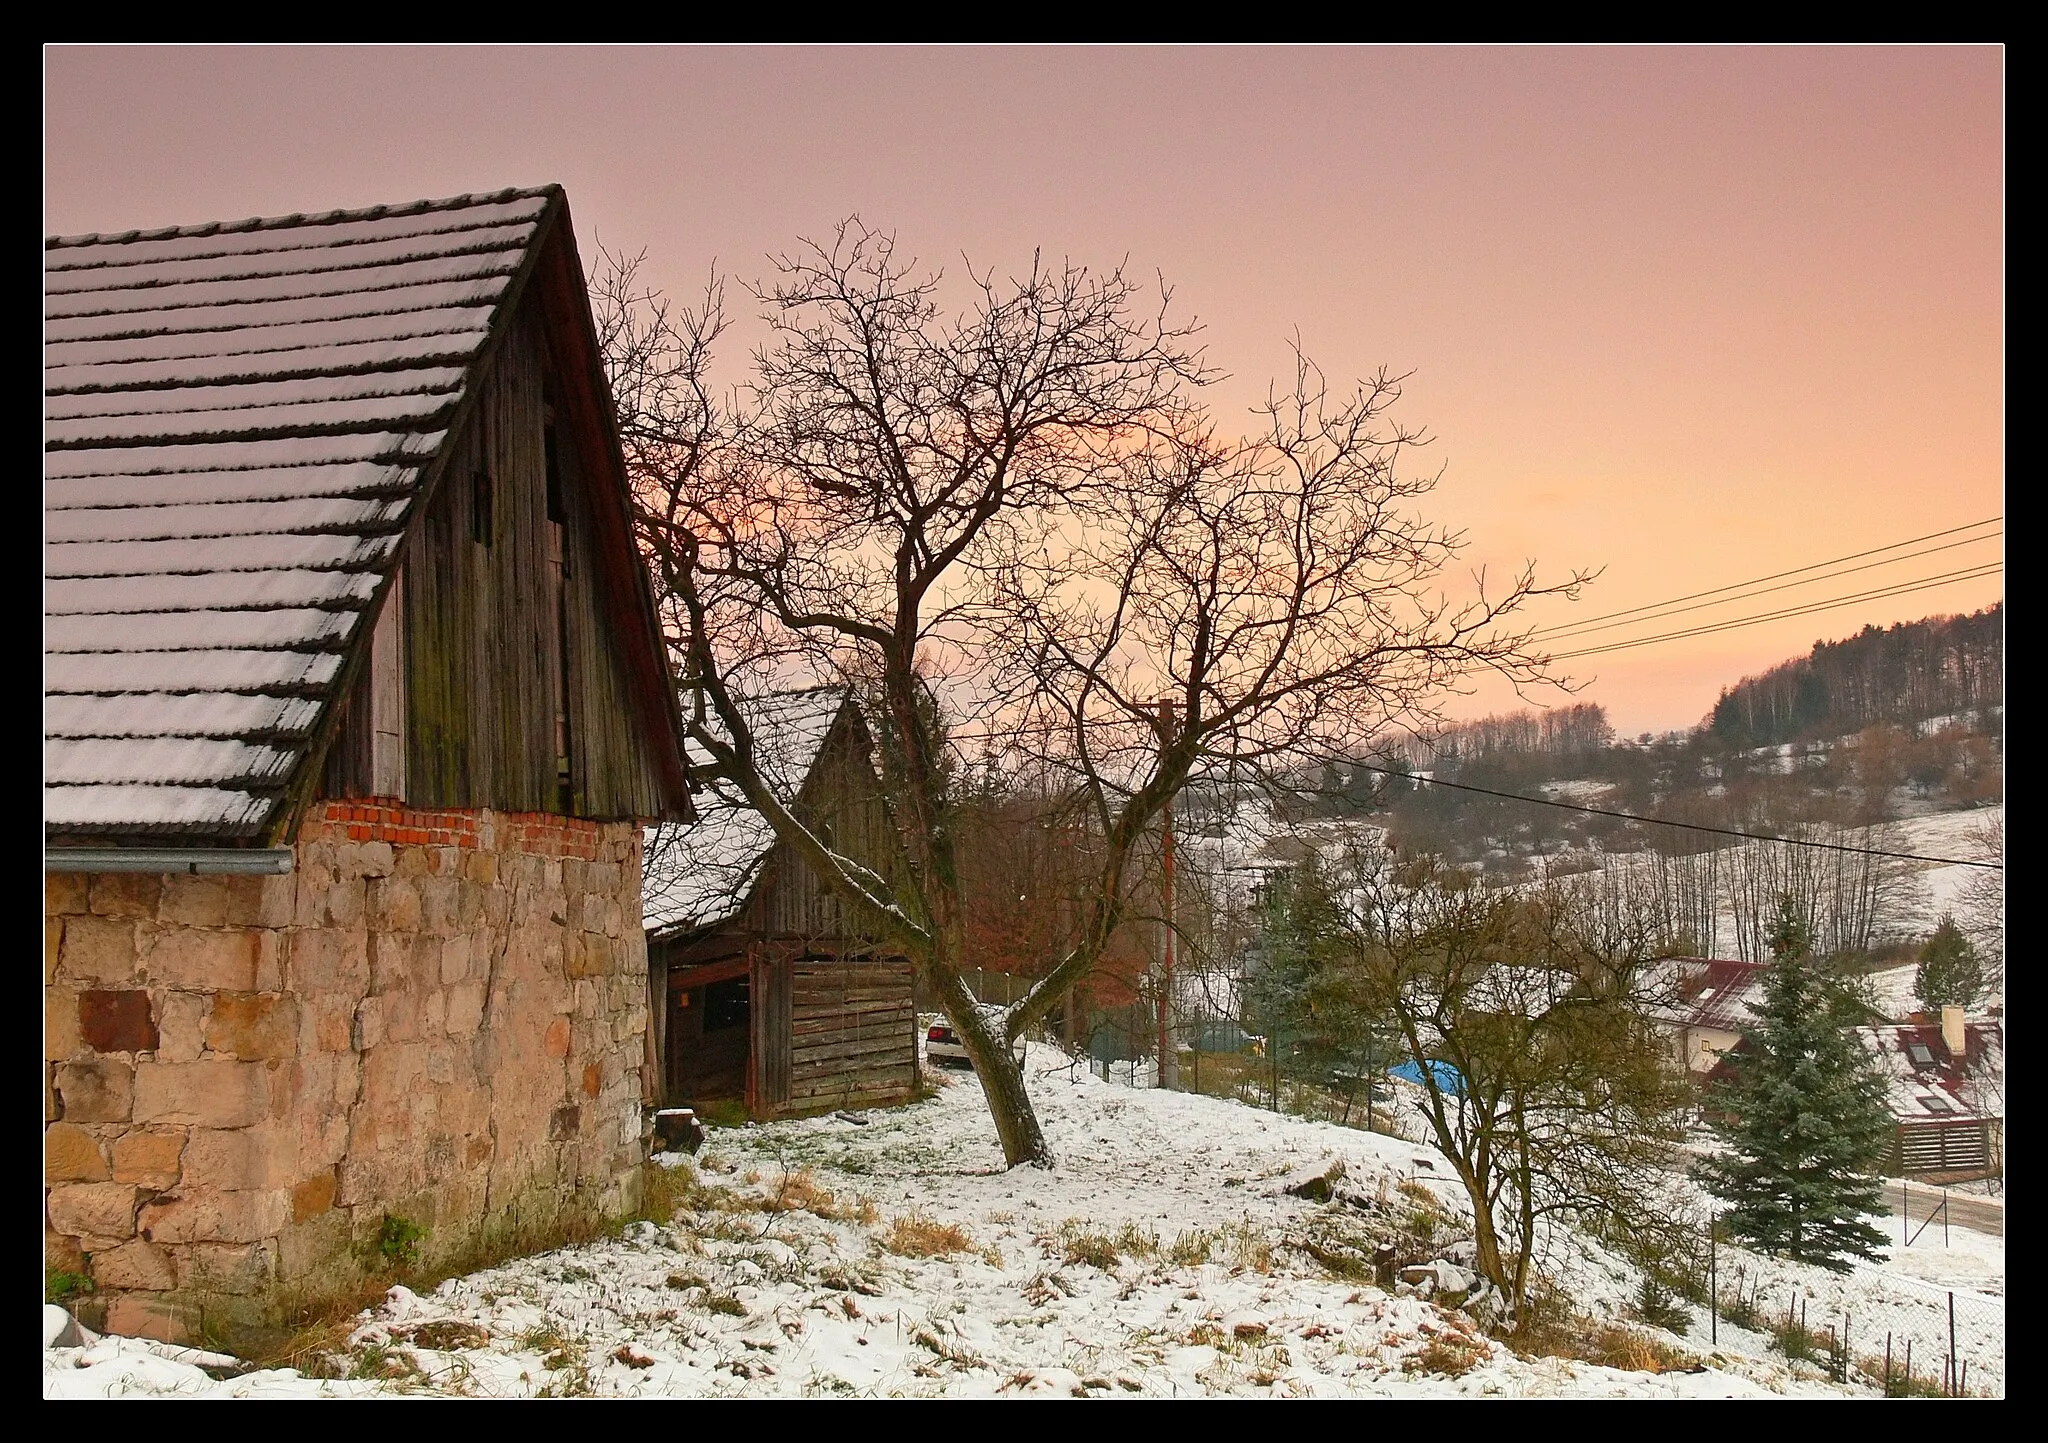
[791,1036,916,1069]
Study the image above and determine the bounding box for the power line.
[948,713,2003,870]
[1529,517,2003,638]
[1547,565,2002,660]
[1352,764,2002,870]
[1535,531,2002,645]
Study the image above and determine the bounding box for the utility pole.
[1156,697,1178,1090]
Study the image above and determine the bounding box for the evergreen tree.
[1913,914,1983,1010]
[1695,897,1894,1271]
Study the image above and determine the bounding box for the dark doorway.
[667,963,751,1105]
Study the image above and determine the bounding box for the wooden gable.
[44,186,689,846]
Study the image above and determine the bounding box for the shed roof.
[45,185,681,843]
[642,687,853,938]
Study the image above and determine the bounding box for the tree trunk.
[921,954,1052,1168]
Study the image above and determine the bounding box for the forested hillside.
[1706,605,2003,748]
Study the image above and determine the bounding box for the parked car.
[924,1004,1026,1069]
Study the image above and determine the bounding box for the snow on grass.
[48,1049,1925,1399]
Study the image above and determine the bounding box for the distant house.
[1855,1012,2004,1178]
[642,688,916,1119]
[1651,957,1767,1076]
[44,186,691,1345]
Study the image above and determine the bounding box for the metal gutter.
[45,848,295,876]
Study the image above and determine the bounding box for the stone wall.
[44,801,651,1346]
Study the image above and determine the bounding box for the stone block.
[44,1121,108,1183]
[78,989,158,1054]
[47,1181,139,1240]
[422,988,447,1036]
[158,875,230,928]
[93,1239,178,1291]
[352,995,383,1051]
[46,1225,87,1274]
[438,934,471,985]
[323,878,366,929]
[446,981,485,1035]
[178,1240,274,1295]
[103,1293,192,1346]
[45,918,62,985]
[57,915,138,985]
[46,872,90,916]
[418,876,460,933]
[290,927,368,992]
[153,991,206,1063]
[222,872,296,929]
[276,1206,352,1284]
[254,930,284,992]
[133,1061,268,1128]
[138,1187,289,1245]
[544,1017,571,1058]
[88,872,162,920]
[369,876,422,933]
[111,1130,186,1188]
[55,1058,134,1122]
[45,987,81,1061]
[582,1063,603,1098]
[181,1126,295,1191]
[203,993,298,1060]
[140,928,258,992]
[291,1169,338,1223]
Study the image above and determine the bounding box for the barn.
[642,687,918,1120]
[44,185,691,1345]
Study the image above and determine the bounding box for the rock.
[1283,1158,1348,1202]
[44,1303,99,1349]
[653,1108,705,1154]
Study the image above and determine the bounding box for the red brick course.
[302,800,603,860]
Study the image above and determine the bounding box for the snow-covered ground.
[46,1047,1999,1399]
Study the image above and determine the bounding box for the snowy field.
[46,1047,2001,1399]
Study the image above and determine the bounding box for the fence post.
[1708,1214,1717,1346]
[1948,1292,1957,1397]
[1885,1331,1892,1397]
[1901,1177,1909,1248]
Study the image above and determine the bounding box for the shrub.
[46,1268,94,1303]
[376,1215,427,1271]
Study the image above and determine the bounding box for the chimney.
[1941,1006,1966,1060]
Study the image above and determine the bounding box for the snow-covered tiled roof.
[642,687,851,937]
[45,187,559,842]
[1857,1021,2004,1123]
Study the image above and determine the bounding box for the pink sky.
[43,46,2004,735]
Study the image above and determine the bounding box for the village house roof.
[1856,1020,2005,1124]
[1650,956,1768,1034]
[642,686,853,938]
[45,185,686,845]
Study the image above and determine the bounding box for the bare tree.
[1338,855,1693,1323]
[987,354,1583,1043]
[598,223,1574,1168]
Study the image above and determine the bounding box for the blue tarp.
[1389,1058,1465,1095]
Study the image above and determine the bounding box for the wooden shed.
[44,185,690,1344]
[643,688,917,1119]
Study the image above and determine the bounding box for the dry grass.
[1404,1330,1491,1378]
[882,1214,975,1259]
[1508,1289,1700,1375]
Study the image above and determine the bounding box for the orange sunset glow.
[43,46,2004,735]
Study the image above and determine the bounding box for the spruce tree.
[1695,898,1894,1271]
[1913,914,1983,1011]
